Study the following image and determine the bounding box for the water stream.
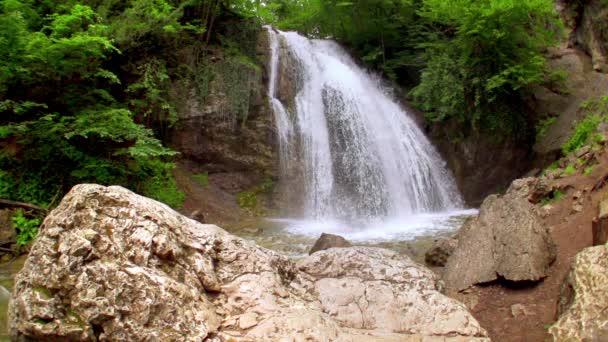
[265,27,473,242]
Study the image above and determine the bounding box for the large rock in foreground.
[9,184,488,341]
[549,243,608,340]
[443,178,556,291]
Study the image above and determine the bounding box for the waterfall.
[266,27,465,227]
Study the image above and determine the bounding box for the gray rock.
[309,233,352,255]
[550,243,608,340]
[10,184,489,341]
[575,145,591,158]
[443,178,557,291]
[425,238,458,267]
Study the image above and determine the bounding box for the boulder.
[549,243,608,341]
[309,233,352,255]
[425,238,458,267]
[443,178,557,291]
[298,247,487,338]
[9,184,489,341]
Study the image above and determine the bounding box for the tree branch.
[0,199,48,213]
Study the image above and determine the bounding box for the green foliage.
[236,191,257,211]
[411,0,561,136]
[192,172,209,188]
[562,96,608,155]
[136,160,185,209]
[563,164,577,177]
[277,0,561,137]
[0,0,228,209]
[536,116,557,140]
[562,115,603,155]
[12,210,41,246]
[584,165,595,176]
[541,190,564,206]
[236,177,275,214]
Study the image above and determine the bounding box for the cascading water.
[266,27,473,241]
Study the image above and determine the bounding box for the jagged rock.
[528,177,554,204]
[309,233,352,255]
[10,184,489,341]
[550,243,608,340]
[425,238,458,267]
[443,178,557,291]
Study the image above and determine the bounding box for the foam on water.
[269,209,477,242]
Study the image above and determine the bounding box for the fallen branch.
[0,199,47,213]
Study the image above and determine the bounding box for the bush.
[562,115,603,155]
[137,160,185,210]
[411,0,561,136]
[12,210,41,246]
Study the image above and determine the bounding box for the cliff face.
[558,0,608,72]
[168,29,277,178]
[531,1,608,166]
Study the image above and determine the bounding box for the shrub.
[562,115,602,155]
[12,210,41,246]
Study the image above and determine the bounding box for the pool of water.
[227,209,476,262]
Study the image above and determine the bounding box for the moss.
[192,172,209,188]
[33,287,53,299]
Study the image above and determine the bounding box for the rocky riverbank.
[8,184,488,341]
[425,132,608,341]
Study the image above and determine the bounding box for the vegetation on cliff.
[0,0,267,226]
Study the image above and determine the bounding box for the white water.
[266,28,471,240]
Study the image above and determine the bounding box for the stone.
[575,145,591,158]
[510,304,533,318]
[425,238,458,267]
[189,210,205,223]
[443,178,557,291]
[238,312,258,329]
[309,233,352,255]
[298,247,488,338]
[528,177,554,204]
[550,243,608,341]
[10,184,489,341]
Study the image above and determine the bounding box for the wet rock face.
[557,0,608,72]
[168,29,277,177]
[443,178,557,291]
[430,126,532,207]
[309,233,352,255]
[550,243,608,340]
[10,184,489,341]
